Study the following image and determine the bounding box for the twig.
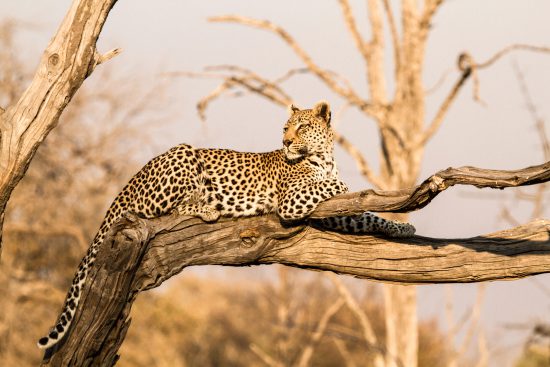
[425,68,452,95]
[329,273,385,367]
[418,53,472,146]
[332,338,357,367]
[512,62,550,161]
[296,297,345,367]
[250,343,284,367]
[469,44,550,103]
[475,331,489,367]
[333,131,385,190]
[456,284,486,358]
[499,207,521,228]
[475,44,550,70]
[93,48,121,68]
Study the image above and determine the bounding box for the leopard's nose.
[283,139,292,147]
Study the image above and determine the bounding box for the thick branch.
[42,161,550,365]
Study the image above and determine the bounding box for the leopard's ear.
[288,104,300,116]
[313,100,331,123]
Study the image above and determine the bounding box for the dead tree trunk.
[0,0,119,254]
[41,161,550,366]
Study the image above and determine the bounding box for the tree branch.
[417,54,472,147]
[208,15,382,119]
[41,161,550,365]
[333,131,385,190]
[310,160,550,218]
[475,44,550,70]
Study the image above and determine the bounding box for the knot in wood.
[239,228,261,248]
[457,52,473,74]
[429,175,445,191]
[48,53,60,67]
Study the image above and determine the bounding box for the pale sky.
[2,0,550,365]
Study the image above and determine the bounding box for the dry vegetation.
[119,272,450,367]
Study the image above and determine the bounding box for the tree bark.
[0,0,119,254]
[41,162,550,366]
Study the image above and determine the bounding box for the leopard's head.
[282,101,333,161]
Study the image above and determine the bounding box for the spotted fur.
[37,101,414,349]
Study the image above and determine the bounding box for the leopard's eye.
[297,123,309,132]
[283,127,288,132]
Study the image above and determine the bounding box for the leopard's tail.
[37,184,134,350]
[37,232,104,349]
[317,212,416,237]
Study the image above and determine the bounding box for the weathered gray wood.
[41,162,550,366]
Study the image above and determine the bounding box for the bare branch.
[420,44,550,146]
[456,284,486,358]
[92,47,122,69]
[425,68,452,95]
[461,45,550,104]
[208,15,381,118]
[475,331,489,367]
[329,273,385,367]
[333,131,385,190]
[310,161,550,218]
[296,297,344,367]
[499,207,521,228]
[338,0,370,64]
[512,62,550,161]
[475,44,550,70]
[381,0,402,75]
[250,344,285,367]
[418,53,472,146]
[332,338,358,367]
[337,0,387,103]
[171,66,294,119]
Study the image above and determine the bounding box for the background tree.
[180,2,550,366]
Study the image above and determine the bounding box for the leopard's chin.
[284,146,309,161]
[284,148,305,161]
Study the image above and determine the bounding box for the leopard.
[37,100,415,349]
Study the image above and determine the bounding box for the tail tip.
[37,337,50,349]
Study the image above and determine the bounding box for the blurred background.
[0,1,549,366]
